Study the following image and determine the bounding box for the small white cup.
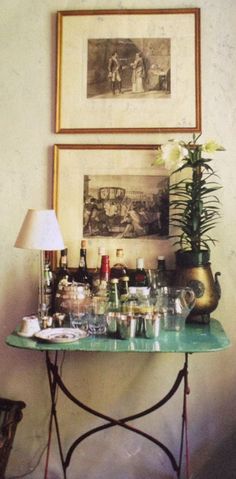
[18,315,40,337]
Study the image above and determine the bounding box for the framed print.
[56,8,201,133]
[53,144,172,269]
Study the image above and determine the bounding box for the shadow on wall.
[193,430,236,478]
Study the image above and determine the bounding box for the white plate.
[34,328,87,343]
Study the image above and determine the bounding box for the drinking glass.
[158,287,195,331]
[87,296,108,335]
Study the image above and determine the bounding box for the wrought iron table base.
[44,351,190,479]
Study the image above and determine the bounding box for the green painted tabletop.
[5,319,230,353]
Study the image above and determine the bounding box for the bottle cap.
[158,256,165,260]
[81,239,87,248]
[110,278,119,284]
[121,276,129,281]
[136,257,144,269]
[98,246,105,255]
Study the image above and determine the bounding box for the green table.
[6,319,230,479]
[6,318,229,353]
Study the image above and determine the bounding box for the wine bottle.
[100,254,110,283]
[110,248,127,279]
[132,257,148,287]
[43,252,54,315]
[92,246,106,293]
[56,249,70,283]
[74,240,90,286]
[53,248,71,313]
[156,256,168,288]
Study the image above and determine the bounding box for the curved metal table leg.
[45,352,190,479]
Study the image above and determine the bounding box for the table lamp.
[14,209,65,317]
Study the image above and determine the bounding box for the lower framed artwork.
[53,144,173,269]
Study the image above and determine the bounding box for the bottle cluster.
[42,241,170,336]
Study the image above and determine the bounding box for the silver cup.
[143,313,161,338]
[117,314,137,339]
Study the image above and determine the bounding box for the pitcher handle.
[181,287,196,309]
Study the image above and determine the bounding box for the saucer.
[34,328,87,343]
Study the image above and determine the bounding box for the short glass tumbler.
[158,287,195,332]
[88,296,107,335]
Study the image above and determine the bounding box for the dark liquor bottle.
[110,248,127,279]
[56,249,70,283]
[132,257,148,287]
[53,248,71,313]
[74,240,90,286]
[156,256,168,288]
[43,252,54,315]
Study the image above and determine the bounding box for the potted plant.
[155,134,225,322]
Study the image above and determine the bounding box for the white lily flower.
[202,140,225,154]
[161,141,188,170]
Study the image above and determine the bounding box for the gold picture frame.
[53,144,172,269]
[56,8,201,133]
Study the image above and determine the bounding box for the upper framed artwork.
[53,144,172,269]
[55,8,201,134]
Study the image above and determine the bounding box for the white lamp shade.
[14,209,65,251]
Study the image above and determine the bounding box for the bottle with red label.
[100,254,110,283]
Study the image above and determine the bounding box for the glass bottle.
[43,252,54,315]
[55,249,70,284]
[74,240,91,286]
[110,248,127,279]
[100,254,110,283]
[132,257,148,287]
[119,275,130,303]
[92,246,105,293]
[137,287,153,336]
[122,286,138,316]
[53,248,71,313]
[156,256,168,288]
[108,278,120,312]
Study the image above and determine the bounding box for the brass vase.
[175,250,221,324]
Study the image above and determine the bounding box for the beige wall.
[1,1,236,478]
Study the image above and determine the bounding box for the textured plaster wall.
[0,0,236,478]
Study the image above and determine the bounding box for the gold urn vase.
[175,250,221,324]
